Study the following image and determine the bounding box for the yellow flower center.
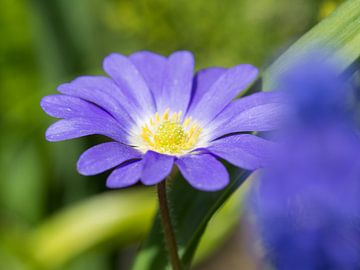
[140,109,202,155]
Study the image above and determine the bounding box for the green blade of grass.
[263,0,360,90]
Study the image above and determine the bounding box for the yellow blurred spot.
[319,1,338,19]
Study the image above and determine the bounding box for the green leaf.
[193,179,251,265]
[263,0,360,90]
[29,188,156,269]
[131,169,251,270]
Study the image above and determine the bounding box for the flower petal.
[208,92,286,139]
[103,53,156,117]
[57,76,134,129]
[129,51,167,110]
[40,94,110,119]
[157,51,194,114]
[176,154,229,191]
[45,117,126,142]
[187,64,258,124]
[188,67,226,114]
[141,151,174,185]
[207,134,275,170]
[106,160,143,189]
[77,142,141,176]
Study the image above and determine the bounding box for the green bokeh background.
[0,0,342,269]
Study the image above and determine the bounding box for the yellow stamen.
[139,109,202,155]
[163,108,170,120]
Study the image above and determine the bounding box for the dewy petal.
[129,51,167,110]
[187,67,226,114]
[141,151,174,185]
[208,92,286,140]
[41,94,110,119]
[106,160,143,189]
[57,76,134,130]
[187,64,258,124]
[45,117,127,143]
[77,142,141,176]
[103,53,156,117]
[157,51,194,114]
[176,154,229,191]
[207,134,275,171]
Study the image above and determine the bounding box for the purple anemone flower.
[41,51,282,191]
[250,58,360,269]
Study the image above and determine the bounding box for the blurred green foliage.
[0,0,343,269]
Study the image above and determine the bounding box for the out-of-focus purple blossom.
[250,57,360,270]
[281,57,353,127]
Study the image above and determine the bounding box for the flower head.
[250,57,360,269]
[41,51,283,191]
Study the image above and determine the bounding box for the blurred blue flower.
[251,57,360,269]
[41,51,283,191]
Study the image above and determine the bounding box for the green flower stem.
[157,180,182,270]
